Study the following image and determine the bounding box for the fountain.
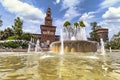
[51,26,97,53]
[0,25,120,80]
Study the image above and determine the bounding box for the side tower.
[40,8,56,46]
[96,28,108,42]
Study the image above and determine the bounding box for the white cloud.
[80,12,95,21]
[99,6,120,38]
[79,12,96,27]
[0,0,45,24]
[98,7,120,39]
[102,7,120,19]
[53,0,60,4]
[100,7,120,38]
[55,0,60,4]
[64,7,80,20]
[79,12,96,37]
[56,0,60,4]
[53,19,65,35]
[100,0,120,9]
[61,0,82,20]
[23,25,40,33]
[61,0,81,9]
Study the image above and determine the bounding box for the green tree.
[90,22,100,42]
[74,22,79,28]
[63,21,71,27]
[5,28,14,38]
[21,32,33,41]
[106,32,120,49]
[90,22,97,31]
[63,21,72,39]
[0,30,4,40]
[12,17,23,39]
[79,20,85,27]
[0,16,3,27]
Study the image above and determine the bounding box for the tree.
[90,22,97,31]
[106,38,120,49]
[0,16,3,27]
[74,22,79,28]
[63,21,71,27]
[12,17,23,39]
[90,22,100,42]
[21,32,33,41]
[63,21,72,39]
[0,30,4,40]
[79,20,85,27]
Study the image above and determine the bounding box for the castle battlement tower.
[40,8,56,46]
[45,7,52,26]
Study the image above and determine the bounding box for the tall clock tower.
[45,8,52,26]
[40,8,56,46]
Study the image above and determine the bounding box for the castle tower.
[45,7,52,26]
[96,28,108,42]
[40,8,56,46]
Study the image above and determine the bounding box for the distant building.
[96,28,108,42]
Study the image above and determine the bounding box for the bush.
[2,41,20,48]
[0,40,29,49]
[6,35,19,40]
[105,38,120,49]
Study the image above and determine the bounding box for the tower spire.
[45,7,52,26]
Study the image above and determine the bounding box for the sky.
[0,0,120,39]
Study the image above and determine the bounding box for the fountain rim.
[50,40,97,45]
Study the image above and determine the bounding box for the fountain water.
[35,39,42,52]
[76,27,87,40]
[100,38,108,76]
[71,36,76,40]
[28,38,42,53]
[27,38,33,53]
[100,38,105,55]
[58,29,64,79]
[109,47,112,53]
[60,29,64,55]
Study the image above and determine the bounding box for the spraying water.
[35,39,42,52]
[100,38,105,55]
[76,27,87,40]
[71,36,76,40]
[58,29,65,79]
[109,47,112,53]
[80,27,87,40]
[100,38,108,76]
[60,29,64,55]
[28,38,32,53]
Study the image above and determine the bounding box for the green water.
[0,52,120,80]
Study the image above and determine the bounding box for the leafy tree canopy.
[79,20,85,27]
[63,21,71,27]
[0,16,3,27]
[74,22,79,28]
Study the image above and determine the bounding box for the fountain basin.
[50,40,97,53]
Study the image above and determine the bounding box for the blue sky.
[0,0,120,39]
